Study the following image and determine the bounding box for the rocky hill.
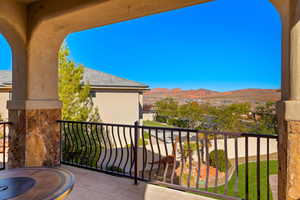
[144,88,281,106]
[144,88,219,105]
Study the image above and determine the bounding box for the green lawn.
[206,160,278,200]
[143,120,174,128]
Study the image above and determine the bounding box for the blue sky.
[0,0,281,92]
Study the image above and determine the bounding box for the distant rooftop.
[0,68,149,89]
[83,68,148,89]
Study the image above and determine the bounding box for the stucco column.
[6,30,64,168]
[276,1,300,199]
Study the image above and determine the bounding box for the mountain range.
[144,88,281,106]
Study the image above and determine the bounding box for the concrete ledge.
[7,100,62,110]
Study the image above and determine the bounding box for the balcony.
[57,120,278,200]
[63,165,214,200]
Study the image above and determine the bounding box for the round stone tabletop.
[0,168,74,200]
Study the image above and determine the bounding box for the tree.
[58,44,100,122]
[178,102,207,128]
[253,102,277,134]
[213,103,251,132]
[154,98,179,118]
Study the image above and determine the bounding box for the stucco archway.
[0,0,299,199]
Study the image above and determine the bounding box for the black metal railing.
[58,120,278,200]
[0,122,10,170]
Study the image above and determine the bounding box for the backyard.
[204,160,278,200]
[143,120,174,128]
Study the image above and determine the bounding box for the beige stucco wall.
[92,90,142,125]
[143,112,156,121]
[0,88,143,124]
[0,91,9,120]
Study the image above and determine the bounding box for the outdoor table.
[0,167,74,200]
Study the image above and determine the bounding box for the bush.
[155,115,168,123]
[167,118,189,128]
[143,131,150,139]
[209,150,231,172]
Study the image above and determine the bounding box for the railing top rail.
[57,120,136,128]
[57,120,278,139]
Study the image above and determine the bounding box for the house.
[0,68,149,124]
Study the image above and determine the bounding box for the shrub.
[182,142,198,159]
[167,118,189,128]
[155,115,168,123]
[143,131,150,139]
[209,150,231,172]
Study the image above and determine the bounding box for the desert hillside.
[144,88,281,106]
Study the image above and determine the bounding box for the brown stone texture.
[278,119,300,200]
[8,109,61,168]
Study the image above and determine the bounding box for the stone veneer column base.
[8,109,61,168]
[278,120,300,200]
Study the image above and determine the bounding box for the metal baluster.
[63,122,71,163]
[214,134,219,192]
[80,123,88,166]
[100,125,107,169]
[234,136,239,195]
[179,131,184,185]
[163,129,169,156]
[162,129,169,183]
[85,124,92,166]
[129,127,134,176]
[105,125,113,169]
[245,136,249,200]
[111,126,118,170]
[224,135,229,195]
[67,122,75,164]
[95,124,102,169]
[205,134,210,191]
[155,128,162,179]
[267,138,270,200]
[71,122,80,164]
[148,128,155,180]
[134,121,139,185]
[257,137,261,200]
[187,131,192,188]
[75,123,83,165]
[196,132,201,189]
[170,130,176,184]
[123,127,130,173]
[89,124,98,168]
[142,127,146,179]
[117,126,124,172]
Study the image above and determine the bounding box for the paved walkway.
[63,165,215,200]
